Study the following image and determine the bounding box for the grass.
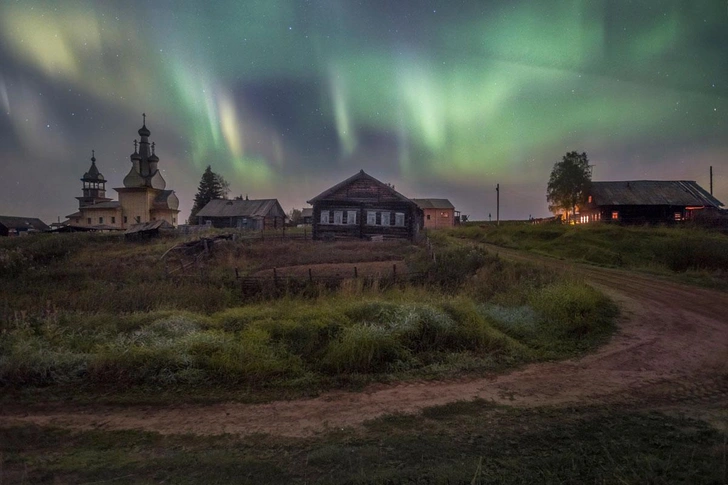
[0,232,616,403]
[448,223,728,289]
[0,404,725,484]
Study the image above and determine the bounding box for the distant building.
[307,170,422,241]
[300,208,313,225]
[579,180,723,224]
[0,216,50,236]
[412,199,456,229]
[65,115,180,230]
[196,198,286,230]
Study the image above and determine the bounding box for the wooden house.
[412,199,456,229]
[0,216,50,236]
[196,198,286,230]
[307,170,422,241]
[579,180,723,224]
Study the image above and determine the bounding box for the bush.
[529,281,613,337]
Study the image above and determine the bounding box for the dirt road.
[2,246,727,436]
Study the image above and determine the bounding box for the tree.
[546,151,591,222]
[288,208,302,226]
[189,166,230,223]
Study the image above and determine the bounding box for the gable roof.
[412,198,455,210]
[307,170,415,205]
[590,181,723,207]
[0,216,50,232]
[301,208,313,217]
[196,199,283,218]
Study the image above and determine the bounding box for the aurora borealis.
[1,0,726,222]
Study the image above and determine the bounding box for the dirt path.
[2,246,727,437]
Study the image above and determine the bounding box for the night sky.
[1,0,726,223]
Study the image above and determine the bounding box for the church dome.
[138,113,150,137]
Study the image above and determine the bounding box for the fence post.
[354,266,358,278]
[308,268,313,283]
[393,263,397,282]
[235,267,239,279]
[273,267,278,287]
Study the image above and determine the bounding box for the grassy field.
[448,222,728,289]
[1,403,725,484]
[1,232,615,403]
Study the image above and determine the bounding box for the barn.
[196,199,286,230]
[579,180,723,224]
[307,170,422,241]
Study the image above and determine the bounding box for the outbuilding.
[196,198,286,230]
[0,216,50,236]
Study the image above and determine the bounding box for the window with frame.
[99,217,103,224]
[367,211,377,225]
[123,216,128,223]
[111,217,115,224]
[611,211,619,220]
[320,210,330,224]
[394,212,405,227]
[333,211,343,225]
[347,210,357,225]
[674,212,682,221]
[380,211,390,226]
[87,218,91,224]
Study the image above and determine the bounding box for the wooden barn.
[412,199,456,229]
[0,216,50,236]
[196,199,286,230]
[579,180,723,224]
[307,170,422,241]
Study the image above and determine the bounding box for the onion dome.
[130,140,141,160]
[138,112,150,137]
[148,142,159,163]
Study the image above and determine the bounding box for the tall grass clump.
[529,281,616,338]
[323,325,407,373]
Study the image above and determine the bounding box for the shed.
[196,199,286,230]
[580,180,723,224]
[307,170,422,241]
[0,216,50,236]
[412,199,456,229]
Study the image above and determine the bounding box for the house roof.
[81,201,122,210]
[196,199,282,218]
[301,208,313,217]
[590,181,723,207]
[125,220,174,234]
[0,216,50,232]
[307,170,415,205]
[412,198,455,210]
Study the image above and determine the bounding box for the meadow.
[0,231,615,403]
[449,222,728,289]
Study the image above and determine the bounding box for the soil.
[2,245,726,436]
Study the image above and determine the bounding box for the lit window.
[674,212,682,221]
[611,211,619,220]
[588,195,593,203]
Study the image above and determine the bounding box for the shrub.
[529,281,613,337]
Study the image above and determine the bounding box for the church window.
[111,217,115,224]
[123,216,128,223]
[99,217,103,224]
[87,218,91,224]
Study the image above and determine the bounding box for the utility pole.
[496,183,500,226]
[710,166,713,195]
